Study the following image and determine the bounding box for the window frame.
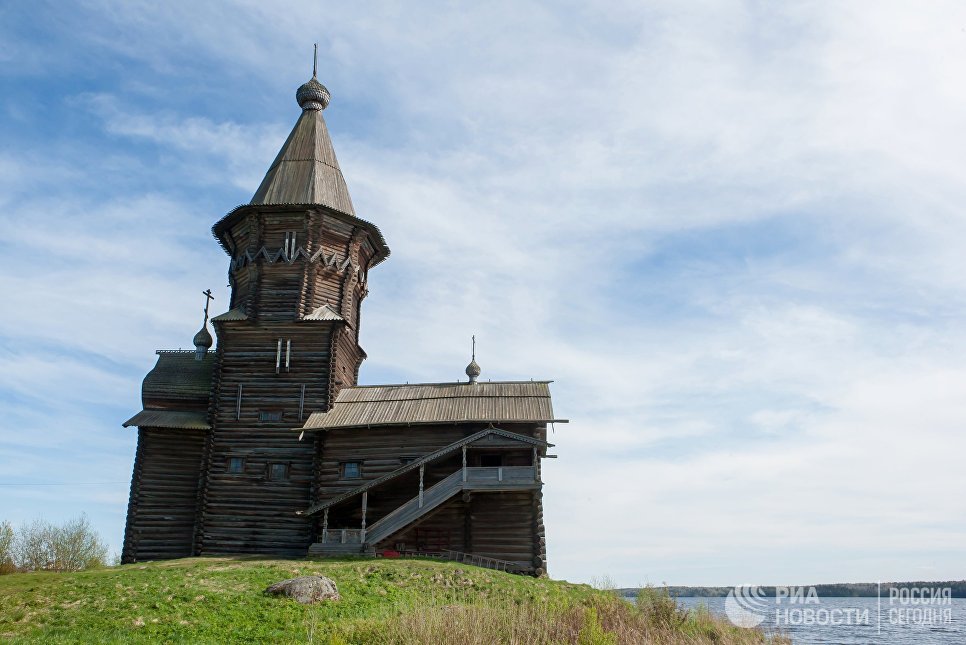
[340,461,362,480]
[267,462,289,481]
[228,456,246,474]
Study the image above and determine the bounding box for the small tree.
[14,518,56,572]
[0,520,15,574]
[51,515,108,572]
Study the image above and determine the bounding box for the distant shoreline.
[620,580,966,598]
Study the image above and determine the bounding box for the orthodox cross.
[202,289,214,326]
[471,335,476,361]
[313,43,318,78]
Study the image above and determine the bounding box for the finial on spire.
[193,289,215,360]
[297,44,330,111]
[465,335,481,384]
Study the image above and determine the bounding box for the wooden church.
[121,64,565,576]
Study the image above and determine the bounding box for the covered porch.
[302,426,551,559]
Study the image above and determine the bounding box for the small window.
[268,463,289,481]
[284,231,298,258]
[228,457,245,474]
[259,410,283,422]
[341,462,362,479]
[275,339,292,373]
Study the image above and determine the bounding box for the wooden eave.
[211,203,390,267]
[299,426,552,517]
[210,308,248,323]
[122,409,210,430]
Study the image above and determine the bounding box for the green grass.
[0,557,787,644]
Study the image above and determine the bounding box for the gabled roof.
[301,381,567,431]
[122,410,209,430]
[250,105,354,215]
[302,303,344,321]
[300,426,552,516]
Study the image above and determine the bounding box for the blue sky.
[2,1,966,587]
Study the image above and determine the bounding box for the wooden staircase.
[308,466,539,555]
[365,470,465,545]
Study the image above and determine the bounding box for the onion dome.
[297,77,330,111]
[465,359,481,384]
[193,325,213,360]
[193,321,213,361]
[193,326,213,350]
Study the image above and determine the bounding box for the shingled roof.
[142,351,216,403]
[301,381,566,431]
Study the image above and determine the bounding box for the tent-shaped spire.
[249,73,355,216]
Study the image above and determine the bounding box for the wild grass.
[0,556,788,644]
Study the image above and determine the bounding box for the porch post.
[322,508,328,542]
[462,445,467,482]
[419,464,425,508]
[361,491,368,543]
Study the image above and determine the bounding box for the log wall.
[198,322,331,555]
[121,428,206,563]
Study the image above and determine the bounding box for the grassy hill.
[0,556,786,643]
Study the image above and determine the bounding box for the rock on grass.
[265,576,340,604]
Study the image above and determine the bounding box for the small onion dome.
[296,77,330,111]
[193,326,213,360]
[465,358,481,384]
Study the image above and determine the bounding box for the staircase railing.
[440,549,517,572]
[365,470,464,545]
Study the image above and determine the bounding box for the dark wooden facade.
[121,70,561,574]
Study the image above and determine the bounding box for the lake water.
[670,596,966,644]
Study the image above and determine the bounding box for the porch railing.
[321,528,364,544]
[464,465,535,484]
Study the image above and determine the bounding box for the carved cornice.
[231,245,358,274]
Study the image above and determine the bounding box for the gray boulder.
[265,575,340,604]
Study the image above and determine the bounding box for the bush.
[2,514,109,573]
[636,586,689,629]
